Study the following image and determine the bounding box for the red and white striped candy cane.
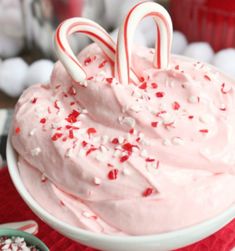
[54,17,116,82]
[115,1,173,84]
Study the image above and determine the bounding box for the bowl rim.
[0,228,49,251]
[7,133,235,243]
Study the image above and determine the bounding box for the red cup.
[169,0,235,51]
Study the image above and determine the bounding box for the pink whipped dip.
[12,44,235,235]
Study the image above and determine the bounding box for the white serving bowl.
[7,135,235,251]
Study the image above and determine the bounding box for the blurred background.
[0,0,235,107]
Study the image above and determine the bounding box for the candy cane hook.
[115,1,173,84]
[54,17,116,82]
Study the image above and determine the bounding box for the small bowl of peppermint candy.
[0,228,49,251]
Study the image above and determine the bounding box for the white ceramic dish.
[6,134,235,251]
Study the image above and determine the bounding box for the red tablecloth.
[1,167,235,251]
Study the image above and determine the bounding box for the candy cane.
[0,220,38,235]
[54,17,116,83]
[115,1,173,84]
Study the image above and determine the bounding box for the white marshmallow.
[0,57,28,97]
[212,48,235,78]
[183,42,214,63]
[172,31,188,54]
[24,59,54,87]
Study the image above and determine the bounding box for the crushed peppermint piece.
[118,136,124,144]
[102,135,109,144]
[94,177,101,185]
[15,127,21,134]
[221,83,231,94]
[204,75,211,81]
[143,187,154,197]
[122,168,130,175]
[139,82,147,89]
[145,157,155,162]
[106,78,113,84]
[86,147,98,156]
[40,118,46,124]
[199,129,208,133]
[108,169,119,180]
[98,60,108,68]
[66,110,80,123]
[155,92,165,98]
[172,101,180,110]
[51,133,63,141]
[188,115,194,119]
[151,82,158,89]
[31,97,37,104]
[69,129,74,139]
[120,155,129,163]
[129,128,134,134]
[175,65,179,70]
[151,121,158,128]
[87,127,97,135]
[84,57,92,66]
[29,128,36,136]
[31,147,41,156]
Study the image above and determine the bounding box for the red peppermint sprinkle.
[84,57,92,66]
[69,129,74,139]
[62,137,67,142]
[98,60,107,68]
[51,133,63,141]
[145,158,155,162]
[70,102,75,106]
[65,125,79,130]
[31,97,37,104]
[151,82,158,89]
[106,78,113,84]
[155,92,165,98]
[188,115,194,119]
[129,128,134,134]
[87,127,97,135]
[82,141,88,147]
[120,155,129,163]
[172,101,180,110]
[63,93,68,98]
[55,84,61,89]
[143,187,154,197]
[15,127,20,134]
[87,76,94,80]
[86,147,97,156]
[40,118,46,124]
[175,65,179,70]
[48,107,51,114]
[139,82,147,90]
[151,121,158,128]
[221,83,230,94]
[139,76,145,82]
[122,143,133,153]
[107,163,114,168]
[108,169,118,180]
[66,110,80,123]
[199,129,208,133]
[111,138,119,144]
[54,100,60,110]
[156,110,167,117]
[68,86,77,96]
[204,75,211,81]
